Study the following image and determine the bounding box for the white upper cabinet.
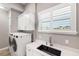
[38,4,77,35]
[18,13,35,31]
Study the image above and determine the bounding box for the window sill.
[38,30,78,35]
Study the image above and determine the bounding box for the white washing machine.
[9,33,15,56]
[9,33,32,56]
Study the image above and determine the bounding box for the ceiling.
[0,3,25,12]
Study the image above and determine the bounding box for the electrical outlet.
[65,40,69,44]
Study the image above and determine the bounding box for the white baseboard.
[0,47,9,51]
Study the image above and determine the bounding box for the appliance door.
[9,36,12,46]
[12,38,17,52]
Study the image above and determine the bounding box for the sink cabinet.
[26,47,44,56]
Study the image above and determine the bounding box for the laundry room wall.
[24,3,35,13]
[0,9,9,49]
[23,3,79,49]
[10,9,21,33]
[37,3,60,12]
[37,3,79,49]
[0,3,24,49]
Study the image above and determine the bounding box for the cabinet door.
[18,13,35,30]
[27,48,33,56]
[29,14,35,30]
[18,16,23,30]
[18,15,26,30]
[24,15,30,30]
[26,47,43,56]
[31,49,43,56]
[25,13,35,30]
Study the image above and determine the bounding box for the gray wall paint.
[37,3,79,49]
[10,9,21,33]
[24,3,35,13]
[38,33,79,49]
[37,3,60,12]
[0,9,9,49]
[0,3,24,12]
[24,3,79,49]
[0,4,22,49]
[77,3,79,35]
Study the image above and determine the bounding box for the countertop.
[26,40,79,56]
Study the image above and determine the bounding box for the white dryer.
[9,33,32,56]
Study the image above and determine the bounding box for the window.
[38,4,77,35]
[38,9,51,31]
[39,18,51,30]
[51,6,72,30]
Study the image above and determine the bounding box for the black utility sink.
[37,45,61,56]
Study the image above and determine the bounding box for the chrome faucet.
[49,36,53,46]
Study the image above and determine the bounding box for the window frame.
[38,4,77,35]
